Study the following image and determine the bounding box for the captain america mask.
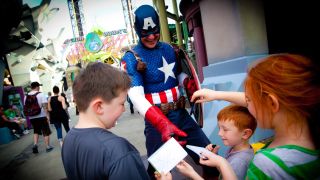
[134,5,160,38]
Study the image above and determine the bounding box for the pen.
[209,144,217,153]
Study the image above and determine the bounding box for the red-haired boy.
[174,104,256,180]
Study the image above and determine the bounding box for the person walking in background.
[46,92,52,121]
[48,86,70,147]
[47,92,52,100]
[60,92,71,121]
[74,99,79,116]
[24,82,53,153]
[62,62,149,179]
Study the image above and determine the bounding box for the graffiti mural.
[62,29,129,68]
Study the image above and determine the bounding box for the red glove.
[183,77,197,99]
[145,106,187,145]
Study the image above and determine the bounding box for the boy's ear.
[242,129,253,140]
[267,94,279,113]
[91,98,104,115]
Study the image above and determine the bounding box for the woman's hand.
[191,89,217,103]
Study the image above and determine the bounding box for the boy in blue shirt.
[62,62,149,180]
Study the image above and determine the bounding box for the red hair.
[245,54,320,147]
[217,104,257,133]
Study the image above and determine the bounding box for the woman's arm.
[58,96,67,110]
[191,89,247,107]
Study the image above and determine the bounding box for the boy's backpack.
[23,92,41,116]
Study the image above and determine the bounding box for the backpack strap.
[126,49,141,61]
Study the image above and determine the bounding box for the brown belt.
[156,96,186,115]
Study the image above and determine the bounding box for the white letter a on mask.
[143,17,156,30]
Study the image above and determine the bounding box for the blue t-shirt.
[62,127,149,180]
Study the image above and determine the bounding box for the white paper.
[148,137,188,173]
[186,145,212,158]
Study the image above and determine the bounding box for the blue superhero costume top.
[124,41,180,94]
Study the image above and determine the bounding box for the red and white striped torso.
[145,86,181,105]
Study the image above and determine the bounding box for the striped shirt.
[246,145,320,179]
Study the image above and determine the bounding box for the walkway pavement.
[0,104,202,180]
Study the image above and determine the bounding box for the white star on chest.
[158,56,176,83]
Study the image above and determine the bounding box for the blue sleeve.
[122,52,144,87]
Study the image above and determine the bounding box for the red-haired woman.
[188,54,320,179]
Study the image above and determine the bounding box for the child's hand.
[200,151,237,180]
[205,144,220,154]
[176,160,204,180]
[199,151,224,167]
[154,171,172,180]
[176,160,195,177]
[191,89,217,103]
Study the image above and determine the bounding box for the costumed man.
[121,5,217,179]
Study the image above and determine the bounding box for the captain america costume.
[121,5,215,178]
[122,40,211,151]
